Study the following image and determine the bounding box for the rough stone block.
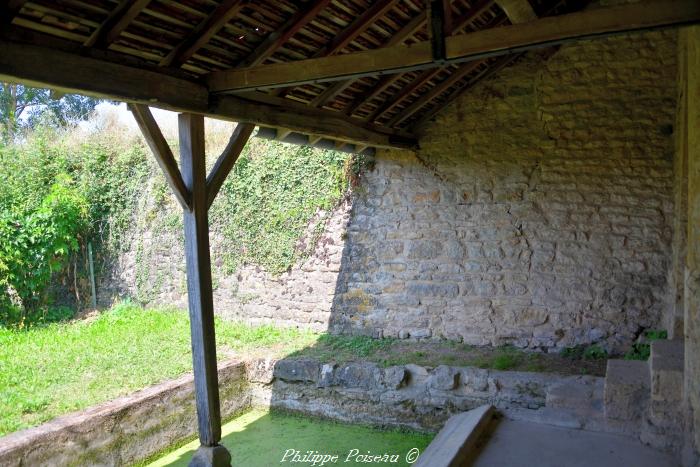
[318,363,337,388]
[247,358,276,384]
[273,359,320,383]
[382,366,408,390]
[335,362,380,389]
[604,359,650,422]
[429,366,459,391]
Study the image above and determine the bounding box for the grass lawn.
[145,408,433,467]
[0,303,316,436]
[0,302,606,437]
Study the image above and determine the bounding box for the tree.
[0,83,99,142]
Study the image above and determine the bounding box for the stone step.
[604,359,650,422]
[504,406,639,436]
[545,377,604,414]
[650,339,684,405]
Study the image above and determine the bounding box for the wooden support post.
[179,113,230,467]
[430,0,447,62]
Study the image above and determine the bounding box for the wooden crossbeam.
[160,0,245,68]
[0,33,416,149]
[206,122,255,208]
[324,11,427,112]
[357,5,501,122]
[128,104,191,210]
[207,0,700,93]
[388,0,534,128]
[84,0,150,47]
[275,0,401,99]
[238,0,332,68]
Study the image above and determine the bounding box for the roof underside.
[3,0,585,147]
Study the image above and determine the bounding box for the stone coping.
[0,360,249,467]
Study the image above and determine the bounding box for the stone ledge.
[0,360,250,467]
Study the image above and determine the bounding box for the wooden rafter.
[316,0,400,58]
[410,54,519,129]
[238,0,332,68]
[0,33,416,149]
[316,3,428,110]
[128,104,192,210]
[160,0,245,67]
[366,68,444,123]
[206,122,255,208]
[358,5,504,122]
[84,0,150,47]
[207,0,700,93]
[343,0,495,117]
[387,60,483,126]
[496,0,538,23]
[388,0,534,128]
[275,0,401,99]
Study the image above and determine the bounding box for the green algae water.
[147,409,433,467]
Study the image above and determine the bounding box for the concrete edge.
[413,405,496,467]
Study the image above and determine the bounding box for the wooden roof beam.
[386,61,483,126]
[328,11,427,112]
[0,35,416,150]
[237,0,332,68]
[362,6,503,123]
[84,0,151,47]
[387,0,535,128]
[410,54,518,129]
[207,0,700,93]
[276,0,398,98]
[160,0,245,67]
[315,0,401,58]
[128,103,192,210]
[496,0,538,23]
[206,122,255,208]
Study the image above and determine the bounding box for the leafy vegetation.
[0,114,356,324]
[624,329,668,361]
[0,128,151,324]
[560,344,609,361]
[210,139,350,274]
[0,302,316,435]
[0,83,99,142]
[0,176,88,324]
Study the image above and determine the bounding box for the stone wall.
[98,198,352,333]
[101,30,677,353]
[0,361,249,467]
[331,31,677,353]
[249,357,604,433]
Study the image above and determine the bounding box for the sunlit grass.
[0,302,316,436]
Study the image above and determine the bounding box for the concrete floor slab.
[471,419,678,467]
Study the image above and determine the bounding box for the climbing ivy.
[209,139,350,274]
[0,125,357,323]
